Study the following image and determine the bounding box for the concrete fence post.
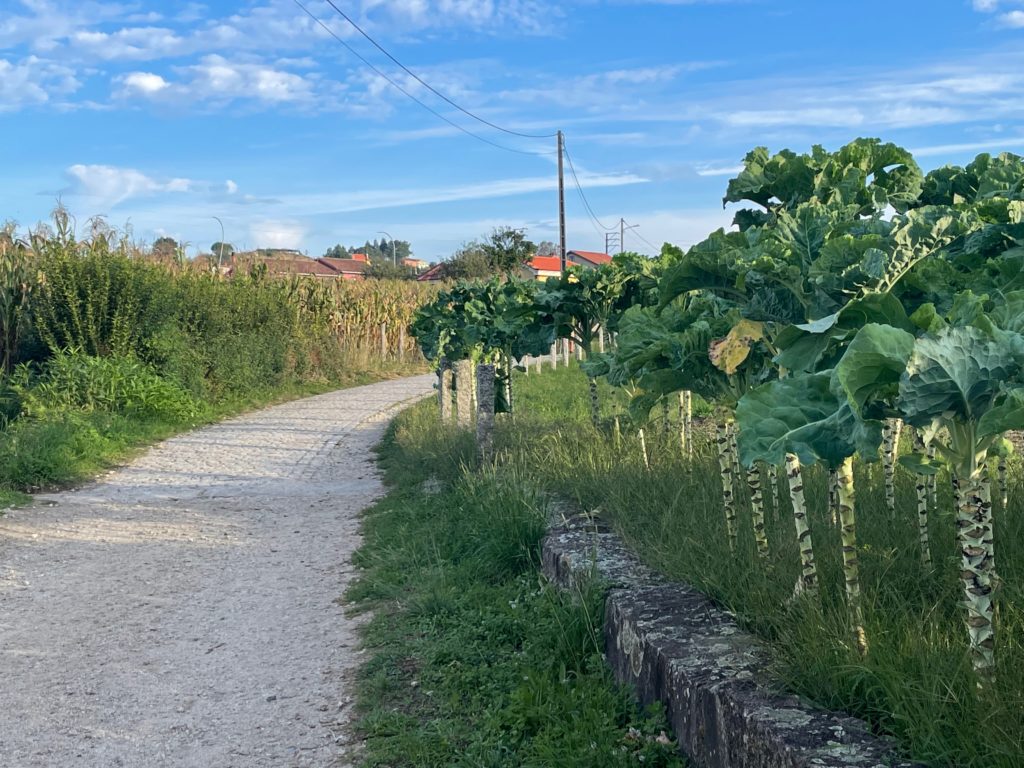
[550,342,558,370]
[438,358,453,422]
[454,359,474,428]
[476,363,496,461]
[380,322,388,360]
[562,339,570,366]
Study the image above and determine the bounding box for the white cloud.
[973,0,999,10]
[119,71,169,95]
[0,56,79,110]
[361,0,553,33]
[280,170,647,215]
[1001,9,1024,25]
[64,165,194,206]
[226,180,239,194]
[249,219,306,249]
[910,136,1024,157]
[696,164,742,177]
[70,26,185,60]
[115,55,322,107]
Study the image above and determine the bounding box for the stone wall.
[541,515,923,768]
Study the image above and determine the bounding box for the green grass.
[347,404,684,768]
[0,488,31,509]
[493,364,1024,768]
[0,357,426,493]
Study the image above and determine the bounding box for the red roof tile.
[528,256,563,272]
[568,250,611,265]
[416,263,446,281]
[319,257,369,274]
[254,257,338,276]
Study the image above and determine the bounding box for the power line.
[293,0,553,157]
[562,143,616,235]
[320,0,557,139]
[625,223,660,253]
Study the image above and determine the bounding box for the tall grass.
[347,404,684,767]
[0,216,435,494]
[493,365,1024,767]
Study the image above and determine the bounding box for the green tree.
[152,237,178,260]
[323,244,349,259]
[441,241,492,280]
[210,242,235,262]
[483,227,534,276]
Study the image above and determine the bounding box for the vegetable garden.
[411,138,1024,766]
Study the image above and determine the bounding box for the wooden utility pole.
[557,130,567,272]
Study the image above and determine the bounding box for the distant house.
[416,263,447,282]
[522,255,563,281]
[229,251,369,280]
[566,250,612,268]
[522,250,611,281]
[319,256,370,280]
[402,257,429,272]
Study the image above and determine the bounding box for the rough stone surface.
[475,363,496,461]
[454,359,473,428]
[542,515,924,768]
[0,375,434,768]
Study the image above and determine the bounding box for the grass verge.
[0,359,425,494]
[496,364,1024,768]
[347,403,684,767]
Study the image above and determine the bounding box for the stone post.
[454,359,474,428]
[476,363,496,461]
[562,339,570,366]
[550,341,557,370]
[438,358,453,422]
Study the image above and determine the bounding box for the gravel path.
[0,375,435,768]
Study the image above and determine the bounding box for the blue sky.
[3,0,1024,261]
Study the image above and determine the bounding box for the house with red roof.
[318,256,370,280]
[522,250,612,281]
[567,250,612,268]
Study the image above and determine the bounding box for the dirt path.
[0,375,435,768]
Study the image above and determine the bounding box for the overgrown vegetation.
[348,403,684,767]
[409,139,1024,766]
[0,210,433,494]
[490,365,1024,768]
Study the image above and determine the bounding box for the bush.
[17,350,202,424]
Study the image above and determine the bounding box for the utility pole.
[619,218,639,255]
[604,232,620,255]
[557,130,566,273]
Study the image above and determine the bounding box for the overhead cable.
[321,0,557,139]
[293,0,553,157]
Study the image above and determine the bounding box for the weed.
[348,410,685,767]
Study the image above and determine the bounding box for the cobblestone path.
[0,375,435,767]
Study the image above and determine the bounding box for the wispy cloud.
[909,136,1024,157]
[115,55,327,108]
[969,0,1024,26]
[0,55,79,110]
[61,164,241,207]
[280,170,647,215]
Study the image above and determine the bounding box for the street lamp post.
[212,216,227,270]
[377,230,396,267]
